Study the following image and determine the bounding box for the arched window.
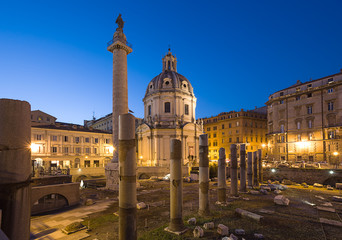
[148,105,151,116]
[165,102,171,113]
[185,104,189,115]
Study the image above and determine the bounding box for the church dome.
[144,50,194,99]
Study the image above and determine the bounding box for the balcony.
[107,38,133,49]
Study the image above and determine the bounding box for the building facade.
[84,113,112,132]
[266,71,342,164]
[31,111,113,173]
[202,107,267,160]
[136,50,203,167]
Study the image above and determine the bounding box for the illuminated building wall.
[266,71,342,163]
[31,111,113,170]
[202,107,268,160]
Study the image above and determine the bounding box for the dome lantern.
[162,48,177,72]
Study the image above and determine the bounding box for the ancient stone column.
[0,99,31,240]
[239,144,247,192]
[118,113,137,240]
[247,152,253,188]
[253,151,259,187]
[106,15,133,190]
[230,144,238,196]
[218,148,226,203]
[258,149,263,183]
[167,139,186,232]
[199,134,210,216]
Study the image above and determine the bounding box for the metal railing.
[107,38,133,49]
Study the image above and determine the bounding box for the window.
[308,133,313,140]
[64,147,68,154]
[256,137,258,142]
[84,160,90,168]
[148,105,152,116]
[296,87,300,92]
[213,133,217,138]
[236,137,240,142]
[307,106,312,114]
[328,78,334,84]
[208,134,211,138]
[328,102,334,111]
[281,136,285,143]
[164,102,170,113]
[236,130,239,134]
[297,134,301,141]
[296,96,301,101]
[308,120,312,129]
[280,92,284,96]
[229,123,232,128]
[251,137,253,142]
[297,121,301,130]
[236,121,239,127]
[245,137,248,143]
[185,104,189,115]
[279,100,284,104]
[75,137,80,143]
[105,138,110,144]
[328,131,335,139]
[213,126,217,130]
[47,117,50,121]
[85,148,90,154]
[328,88,333,93]
[280,124,285,133]
[52,135,57,141]
[213,141,218,146]
[94,147,98,154]
[85,137,90,143]
[52,147,57,153]
[64,136,68,142]
[229,138,232,142]
[94,138,99,144]
[307,84,312,89]
[76,147,81,154]
[37,134,42,140]
[222,132,224,135]
[222,124,225,129]
[94,160,100,167]
[207,127,210,131]
[307,93,312,98]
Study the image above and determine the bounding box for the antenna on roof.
[92,111,95,120]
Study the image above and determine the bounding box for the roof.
[33,122,111,134]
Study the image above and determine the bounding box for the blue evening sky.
[1,0,342,124]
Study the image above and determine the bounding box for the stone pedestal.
[253,151,259,187]
[258,149,263,183]
[0,99,31,240]
[105,163,119,191]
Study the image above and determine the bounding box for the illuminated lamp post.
[333,151,339,169]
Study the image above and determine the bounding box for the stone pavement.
[30,200,115,240]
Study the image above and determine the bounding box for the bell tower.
[162,49,177,72]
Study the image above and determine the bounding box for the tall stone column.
[253,151,259,187]
[106,15,133,190]
[258,149,263,183]
[118,113,137,240]
[217,148,226,203]
[247,152,253,188]
[166,139,186,233]
[230,144,238,196]
[199,134,209,216]
[0,99,31,240]
[239,144,247,192]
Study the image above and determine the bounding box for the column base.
[164,227,188,235]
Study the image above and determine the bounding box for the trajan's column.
[105,14,133,190]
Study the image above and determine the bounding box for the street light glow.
[271,168,276,173]
[333,152,339,156]
[30,143,39,153]
[329,170,334,174]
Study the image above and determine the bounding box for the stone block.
[217,224,229,236]
[317,206,335,213]
[235,208,263,222]
[235,229,245,235]
[327,185,333,190]
[187,217,196,225]
[250,190,260,195]
[254,233,264,239]
[136,202,147,209]
[193,226,204,238]
[274,195,290,206]
[260,189,268,195]
[229,233,238,240]
[274,190,282,194]
[203,222,214,230]
[332,196,342,202]
[319,217,342,227]
[85,199,94,206]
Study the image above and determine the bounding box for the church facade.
[136,50,203,167]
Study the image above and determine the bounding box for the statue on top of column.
[116,14,124,30]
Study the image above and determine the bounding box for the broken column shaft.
[218,148,226,202]
[0,99,31,240]
[230,144,238,196]
[253,151,259,187]
[168,139,185,232]
[239,144,247,192]
[118,113,137,240]
[258,149,263,183]
[247,152,253,188]
[199,134,210,216]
